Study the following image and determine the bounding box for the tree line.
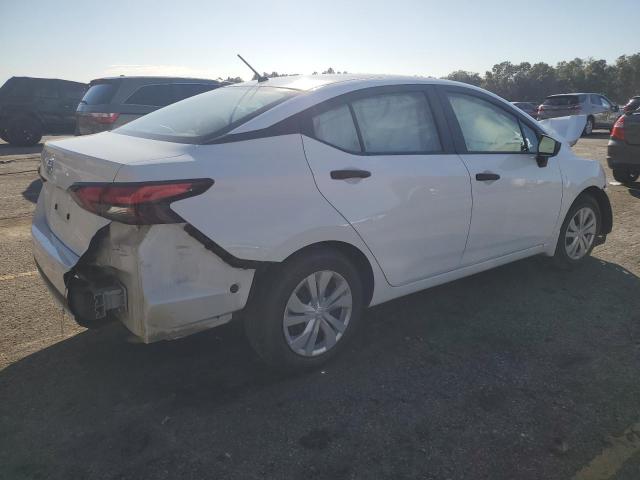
[221,53,640,105]
[445,53,640,104]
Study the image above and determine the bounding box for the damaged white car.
[33,75,612,369]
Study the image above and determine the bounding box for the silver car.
[537,93,621,135]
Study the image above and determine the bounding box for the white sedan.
[33,74,612,370]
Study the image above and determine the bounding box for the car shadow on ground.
[0,142,44,157]
[21,179,42,203]
[1,255,639,480]
[584,131,610,140]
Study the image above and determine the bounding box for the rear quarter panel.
[114,134,388,292]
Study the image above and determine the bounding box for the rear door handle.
[330,169,371,180]
[475,172,500,181]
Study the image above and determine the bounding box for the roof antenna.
[237,54,268,82]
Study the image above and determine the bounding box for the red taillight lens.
[611,116,625,141]
[68,179,214,224]
[87,113,120,124]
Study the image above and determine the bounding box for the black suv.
[76,77,224,135]
[0,77,87,146]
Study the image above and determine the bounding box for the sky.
[1,0,638,86]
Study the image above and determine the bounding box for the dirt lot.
[1,133,639,480]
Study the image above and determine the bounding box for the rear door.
[301,85,472,286]
[439,86,563,265]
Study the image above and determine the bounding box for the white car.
[33,74,612,370]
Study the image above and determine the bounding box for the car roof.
[230,73,455,91]
[90,76,220,83]
[7,76,86,86]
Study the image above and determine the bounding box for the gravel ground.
[0,133,639,480]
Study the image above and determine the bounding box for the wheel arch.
[282,241,375,307]
[249,240,376,309]
[577,186,613,235]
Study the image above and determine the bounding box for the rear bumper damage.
[32,205,256,342]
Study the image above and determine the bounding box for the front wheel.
[244,248,364,370]
[552,195,601,269]
[612,168,639,185]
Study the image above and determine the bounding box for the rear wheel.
[7,116,42,146]
[612,168,639,185]
[582,116,594,136]
[244,248,364,370]
[552,195,601,269]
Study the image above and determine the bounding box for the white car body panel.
[458,151,563,265]
[302,136,472,286]
[539,114,587,147]
[31,74,610,343]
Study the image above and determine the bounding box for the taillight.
[86,113,120,124]
[611,116,625,141]
[68,179,214,224]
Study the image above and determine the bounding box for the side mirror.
[536,135,561,167]
[613,105,620,112]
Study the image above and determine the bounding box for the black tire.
[7,116,42,146]
[612,168,639,185]
[244,247,365,371]
[581,116,594,136]
[552,194,601,269]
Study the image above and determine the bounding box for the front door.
[302,86,472,286]
[440,88,563,265]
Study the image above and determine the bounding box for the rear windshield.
[115,85,298,143]
[80,81,119,105]
[543,95,581,106]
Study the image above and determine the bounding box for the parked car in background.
[607,111,640,184]
[76,77,224,135]
[511,101,538,118]
[623,96,640,114]
[537,93,621,135]
[0,76,86,146]
[33,75,612,370]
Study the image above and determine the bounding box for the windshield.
[116,85,299,143]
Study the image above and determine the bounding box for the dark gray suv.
[76,76,224,135]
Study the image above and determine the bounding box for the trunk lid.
[39,132,190,255]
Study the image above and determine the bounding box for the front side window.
[351,92,441,153]
[448,93,525,153]
[125,84,173,107]
[117,85,298,143]
[600,96,612,108]
[312,104,360,152]
[590,94,600,105]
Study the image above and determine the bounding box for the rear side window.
[351,92,441,153]
[81,82,118,105]
[116,86,298,143]
[448,92,525,153]
[543,95,580,106]
[173,83,218,102]
[312,104,360,152]
[125,84,173,107]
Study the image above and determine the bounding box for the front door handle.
[475,172,500,181]
[330,169,371,180]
